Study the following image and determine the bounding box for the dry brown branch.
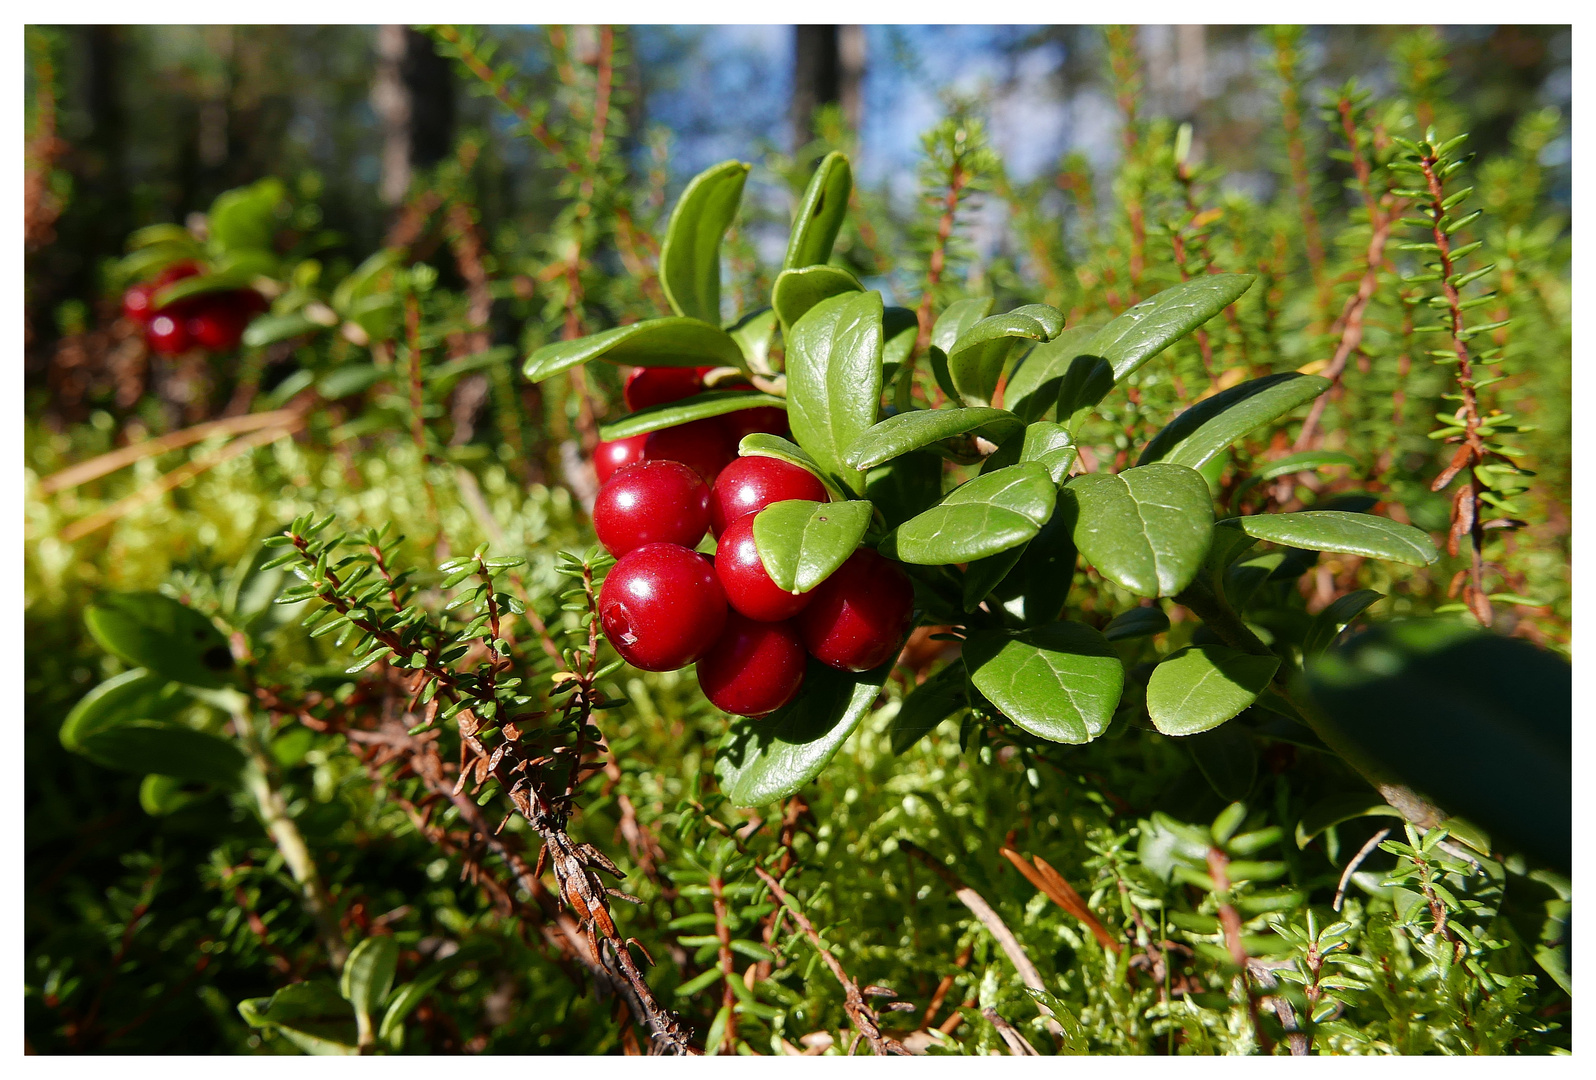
[983,1006,1040,1056]
[900,841,1065,1039]
[750,864,908,1056]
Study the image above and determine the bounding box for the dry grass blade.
[37,408,304,495]
[57,420,304,543]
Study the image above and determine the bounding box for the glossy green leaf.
[1186,724,1258,802]
[1146,645,1280,736]
[1056,354,1116,433]
[785,290,884,496]
[727,307,778,375]
[997,505,1077,626]
[1085,274,1255,381]
[946,304,1066,407]
[844,407,1022,470]
[523,317,745,383]
[599,390,786,441]
[1302,619,1570,871]
[926,345,962,405]
[341,935,399,1023]
[1019,421,1076,484]
[1004,324,1102,422]
[882,307,919,370]
[242,311,320,348]
[317,363,383,400]
[139,774,210,817]
[783,150,852,271]
[1232,511,1438,566]
[888,661,966,755]
[931,297,995,353]
[1293,792,1403,849]
[734,433,843,502]
[964,621,1123,744]
[59,669,185,753]
[1061,463,1214,598]
[85,592,236,689]
[751,499,871,593]
[1103,606,1170,642]
[962,544,1028,612]
[772,264,864,338]
[207,177,285,253]
[1139,373,1331,470]
[1303,589,1384,659]
[716,659,893,806]
[659,159,749,324]
[881,462,1055,565]
[238,980,358,1055]
[865,449,944,531]
[75,720,247,784]
[1234,450,1359,503]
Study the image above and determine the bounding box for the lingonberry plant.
[28,24,1569,1057]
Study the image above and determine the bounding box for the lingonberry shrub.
[35,25,1570,1058]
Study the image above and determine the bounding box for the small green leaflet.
[751,499,872,593]
[1061,464,1214,598]
[964,621,1124,744]
[522,317,746,383]
[1084,274,1255,381]
[598,390,786,441]
[715,659,893,806]
[784,291,884,496]
[1230,511,1438,566]
[1138,373,1331,471]
[783,150,852,271]
[658,159,750,324]
[1146,645,1279,736]
[945,303,1066,407]
[771,264,864,338]
[881,462,1056,565]
[843,407,1023,470]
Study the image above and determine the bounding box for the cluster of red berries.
[593,365,790,485]
[592,406,914,719]
[122,261,268,356]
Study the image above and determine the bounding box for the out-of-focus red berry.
[592,460,711,557]
[594,434,649,484]
[696,612,807,716]
[714,514,814,622]
[644,418,737,484]
[599,543,726,671]
[146,313,192,355]
[796,548,915,673]
[122,284,157,325]
[708,455,830,537]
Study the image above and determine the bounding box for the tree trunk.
[374,26,455,206]
[791,25,864,148]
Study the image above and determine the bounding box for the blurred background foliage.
[24,24,1569,1055]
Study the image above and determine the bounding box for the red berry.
[696,612,807,717]
[186,293,253,351]
[594,434,648,484]
[153,261,203,289]
[122,283,157,325]
[722,406,791,443]
[146,312,191,355]
[644,418,736,484]
[592,460,711,557]
[624,365,708,411]
[796,548,915,672]
[714,514,814,622]
[599,543,726,671]
[708,456,830,537]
